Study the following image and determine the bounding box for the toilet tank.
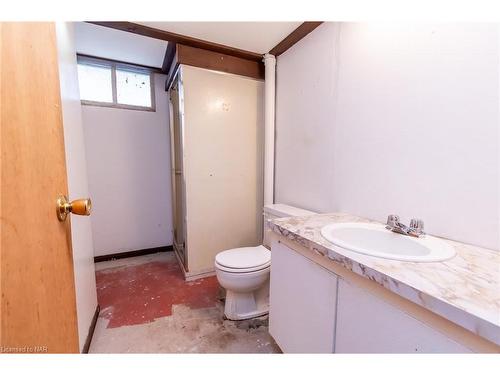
[262,204,316,248]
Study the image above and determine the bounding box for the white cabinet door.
[269,241,337,353]
[335,279,472,353]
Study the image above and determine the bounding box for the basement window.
[77,56,155,111]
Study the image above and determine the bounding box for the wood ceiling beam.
[269,22,323,56]
[87,21,324,92]
[165,44,265,91]
[87,22,263,62]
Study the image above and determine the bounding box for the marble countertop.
[268,212,500,345]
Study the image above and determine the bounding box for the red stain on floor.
[95,255,219,328]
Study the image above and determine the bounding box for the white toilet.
[215,204,316,320]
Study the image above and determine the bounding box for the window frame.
[77,55,156,112]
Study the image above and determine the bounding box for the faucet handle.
[386,214,400,227]
[409,218,425,234]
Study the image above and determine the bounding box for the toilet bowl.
[215,245,270,320]
[215,204,317,321]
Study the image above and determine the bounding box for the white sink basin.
[320,222,455,262]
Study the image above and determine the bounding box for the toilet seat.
[215,245,270,273]
[215,261,271,273]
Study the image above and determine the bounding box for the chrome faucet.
[385,215,425,238]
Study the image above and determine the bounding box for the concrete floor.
[90,252,281,353]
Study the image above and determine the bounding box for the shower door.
[169,74,188,270]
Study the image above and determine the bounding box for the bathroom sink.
[320,222,455,262]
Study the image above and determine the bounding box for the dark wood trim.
[165,44,264,91]
[269,22,323,56]
[76,53,164,74]
[82,304,100,354]
[165,52,180,91]
[179,44,264,79]
[94,245,173,263]
[162,43,177,73]
[87,22,263,62]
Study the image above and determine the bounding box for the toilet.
[215,204,316,320]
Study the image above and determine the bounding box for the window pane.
[77,63,113,103]
[116,69,152,108]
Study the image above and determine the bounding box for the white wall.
[275,23,499,250]
[81,74,173,256]
[55,22,98,352]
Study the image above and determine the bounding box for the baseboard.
[185,269,216,281]
[94,245,173,263]
[82,304,100,354]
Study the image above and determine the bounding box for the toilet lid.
[215,245,270,269]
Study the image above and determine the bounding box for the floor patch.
[95,253,219,328]
[90,252,280,353]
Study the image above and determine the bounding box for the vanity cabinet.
[269,241,337,353]
[270,240,478,353]
[335,279,472,353]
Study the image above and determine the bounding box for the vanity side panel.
[269,241,337,353]
[335,278,472,353]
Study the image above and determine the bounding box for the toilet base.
[223,280,269,321]
[224,306,269,321]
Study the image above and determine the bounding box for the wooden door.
[1,23,79,353]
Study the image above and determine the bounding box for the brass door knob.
[56,195,92,222]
